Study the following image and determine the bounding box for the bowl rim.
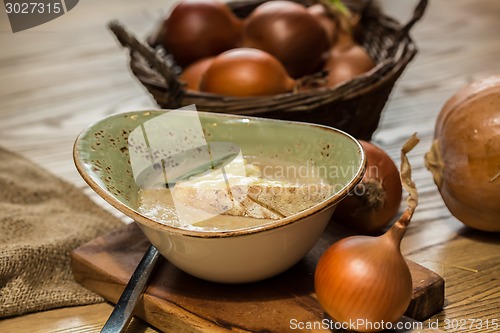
[73,110,366,239]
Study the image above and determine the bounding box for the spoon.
[100,245,160,333]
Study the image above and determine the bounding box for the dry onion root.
[315,134,420,333]
[333,140,403,234]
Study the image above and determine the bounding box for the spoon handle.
[100,244,160,333]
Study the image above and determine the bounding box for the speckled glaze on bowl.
[74,110,365,283]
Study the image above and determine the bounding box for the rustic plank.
[70,222,444,332]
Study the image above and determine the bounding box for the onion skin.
[333,141,402,234]
[199,48,295,97]
[179,57,214,91]
[425,76,500,232]
[162,0,242,67]
[315,232,412,332]
[435,75,500,137]
[242,0,329,79]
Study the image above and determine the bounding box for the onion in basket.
[307,1,375,87]
[161,0,242,67]
[425,75,500,232]
[307,3,337,45]
[179,57,215,91]
[324,45,375,87]
[199,48,296,97]
[307,0,358,48]
[242,0,329,79]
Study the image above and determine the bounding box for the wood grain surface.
[0,0,499,332]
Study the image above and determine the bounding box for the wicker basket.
[109,0,427,140]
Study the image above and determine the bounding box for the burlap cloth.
[0,147,122,318]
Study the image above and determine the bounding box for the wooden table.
[0,0,499,332]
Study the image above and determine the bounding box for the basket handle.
[108,21,184,108]
[396,0,428,39]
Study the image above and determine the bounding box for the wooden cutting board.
[71,222,444,333]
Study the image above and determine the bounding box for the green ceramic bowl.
[74,110,365,283]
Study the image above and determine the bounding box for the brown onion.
[308,0,358,50]
[315,135,420,332]
[179,57,214,91]
[324,44,375,87]
[200,48,296,97]
[425,75,500,232]
[162,0,242,67]
[333,141,402,234]
[242,0,329,78]
[307,3,338,45]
